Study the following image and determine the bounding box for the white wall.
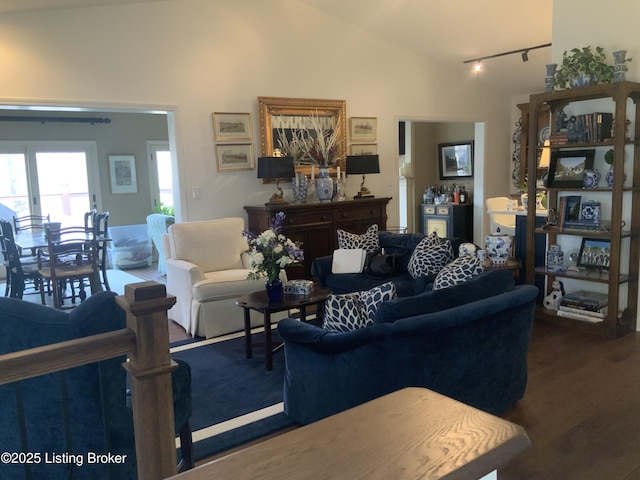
[0,0,513,234]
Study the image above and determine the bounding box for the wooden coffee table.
[236,285,332,370]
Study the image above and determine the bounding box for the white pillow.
[331,248,367,274]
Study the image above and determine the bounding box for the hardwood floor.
[500,321,640,480]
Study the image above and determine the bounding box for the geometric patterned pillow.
[359,281,396,325]
[337,224,380,253]
[322,281,397,332]
[322,293,364,333]
[433,255,485,290]
[407,235,453,279]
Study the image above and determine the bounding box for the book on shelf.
[556,308,605,323]
[560,298,607,312]
[562,289,609,307]
[558,304,608,318]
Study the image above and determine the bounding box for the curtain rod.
[0,116,111,125]
[463,43,552,64]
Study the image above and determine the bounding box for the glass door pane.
[35,152,90,226]
[0,153,30,218]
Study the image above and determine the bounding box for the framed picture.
[349,143,378,155]
[109,155,137,194]
[438,141,474,179]
[215,143,254,171]
[349,117,377,141]
[212,112,252,141]
[547,149,595,188]
[577,237,611,270]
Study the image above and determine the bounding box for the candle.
[311,166,315,181]
[337,166,341,180]
[343,171,346,182]
[295,173,299,188]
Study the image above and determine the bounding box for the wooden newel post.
[116,281,178,480]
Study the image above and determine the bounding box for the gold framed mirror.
[258,96,347,177]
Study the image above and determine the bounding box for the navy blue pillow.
[373,269,515,323]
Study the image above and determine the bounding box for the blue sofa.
[278,270,538,425]
[0,291,192,480]
[311,231,466,297]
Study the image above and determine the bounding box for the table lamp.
[346,155,380,199]
[257,156,295,205]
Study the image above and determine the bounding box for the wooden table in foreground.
[167,387,530,480]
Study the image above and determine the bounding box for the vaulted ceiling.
[0,0,553,97]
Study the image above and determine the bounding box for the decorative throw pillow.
[323,281,397,332]
[359,282,396,324]
[322,293,364,333]
[433,255,484,290]
[407,233,453,279]
[337,224,380,253]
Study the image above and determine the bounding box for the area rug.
[170,329,295,461]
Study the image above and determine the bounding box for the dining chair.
[1,219,42,297]
[2,237,42,300]
[12,214,50,232]
[94,211,111,291]
[37,226,99,309]
[83,208,98,233]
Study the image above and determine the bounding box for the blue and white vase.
[583,169,601,189]
[292,172,308,203]
[316,166,334,202]
[485,228,512,265]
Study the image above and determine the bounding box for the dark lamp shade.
[257,156,295,179]
[346,155,380,175]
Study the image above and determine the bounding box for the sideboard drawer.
[284,210,331,227]
[337,205,382,221]
[437,206,450,216]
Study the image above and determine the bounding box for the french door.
[147,141,174,212]
[0,141,102,226]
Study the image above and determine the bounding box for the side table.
[483,257,522,278]
[236,286,332,370]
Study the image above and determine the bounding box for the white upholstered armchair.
[164,218,286,338]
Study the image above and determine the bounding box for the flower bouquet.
[295,112,344,167]
[242,212,304,284]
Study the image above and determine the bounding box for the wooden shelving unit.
[524,81,640,338]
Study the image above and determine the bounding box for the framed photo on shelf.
[109,155,137,194]
[546,149,595,188]
[438,141,474,179]
[215,143,254,171]
[349,117,377,141]
[212,112,253,141]
[577,237,611,270]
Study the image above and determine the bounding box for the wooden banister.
[0,281,178,480]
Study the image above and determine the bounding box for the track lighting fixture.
[463,43,550,66]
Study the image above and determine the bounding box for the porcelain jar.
[583,169,601,189]
[484,228,513,265]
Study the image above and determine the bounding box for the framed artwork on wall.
[109,155,137,194]
[212,112,253,141]
[438,141,474,179]
[349,117,377,141]
[215,143,254,171]
[349,143,377,155]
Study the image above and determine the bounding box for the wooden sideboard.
[244,197,391,279]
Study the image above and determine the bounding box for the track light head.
[522,51,529,62]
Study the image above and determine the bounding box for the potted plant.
[553,46,626,90]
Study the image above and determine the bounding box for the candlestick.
[311,166,315,181]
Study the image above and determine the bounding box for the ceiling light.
[463,43,551,65]
[474,62,482,73]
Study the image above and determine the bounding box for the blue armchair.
[0,291,192,480]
